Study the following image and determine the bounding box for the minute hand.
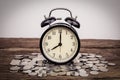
[60,32,62,45]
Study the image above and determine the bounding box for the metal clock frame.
[40,23,80,64]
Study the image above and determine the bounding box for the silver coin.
[78,69,87,73]
[86,63,93,67]
[90,71,99,75]
[80,58,88,61]
[77,53,82,57]
[79,72,89,77]
[91,65,99,71]
[10,59,21,65]
[75,66,81,70]
[29,72,38,76]
[88,58,98,61]
[96,63,105,67]
[87,54,96,58]
[101,61,108,64]
[14,55,23,59]
[88,53,95,55]
[31,53,39,56]
[108,63,116,66]
[66,71,72,76]
[92,60,100,64]
[81,53,89,56]
[32,66,40,71]
[57,72,66,76]
[38,72,43,77]
[23,70,31,74]
[60,65,68,71]
[48,71,58,76]
[52,66,61,72]
[99,58,105,61]
[10,70,18,73]
[10,66,21,71]
[86,61,94,64]
[81,65,89,69]
[74,72,79,76]
[98,66,108,72]
[20,61,29,66]
[23,64,34,70]
[22,58,31,62]
[96,55,102,58]
[20,59,31,66]
[73,58,80,63]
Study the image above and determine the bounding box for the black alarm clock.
[40,8,80,64]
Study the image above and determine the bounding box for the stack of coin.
[10,53,116,77]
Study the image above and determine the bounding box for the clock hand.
[59,31,62,52]
[51,43,62,50]
[60,32,61,44]
[51,44,59,50]
[59,32,62,46]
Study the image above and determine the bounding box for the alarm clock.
[40,8,80,64]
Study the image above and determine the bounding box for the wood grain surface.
[0,38,120,80]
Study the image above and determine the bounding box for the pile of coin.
[10,53,116,77]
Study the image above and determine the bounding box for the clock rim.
[40,23,80,65]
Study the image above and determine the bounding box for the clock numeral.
[70,35,74,39]
[59,55,62,59]
[58,29,62,33]
[71,48,73,52]
[48,36,51,40]
[44,42,48,46]
[72,42,75,46]
[66,53,69,57]
[47,48,50,53]
[66,31,67,35]
[52,31,56,35]
[53,53,55,57]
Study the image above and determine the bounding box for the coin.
[96,63,105,67]
[23,70,31,74]
[101,61,108,64]
[74,72,79,76]
[90,71,99,75]
[88,58,98,61]
[10,59,21,65]
[38,73,43,77]
[108,63,116,66]
[29,72,38,76]
[86,61,93,64]
[96,55,102,58]
[91,65,99,71]
[9,53,115,77]
[86,63,93,67]
[10,66,21,71]
[14,55,23,60]
[81,53,89,56]
[66,71,72,76]
[23,64,34,70]
[79,72,89,77]
[98,67,109,72]
[92,60,100,64]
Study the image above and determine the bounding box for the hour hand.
[51,43,62,50]
[51,44,59,50]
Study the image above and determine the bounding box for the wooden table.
[0,38,120,80]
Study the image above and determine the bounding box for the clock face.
[40,25,80,64]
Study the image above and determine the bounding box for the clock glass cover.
[40,25,80,64]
